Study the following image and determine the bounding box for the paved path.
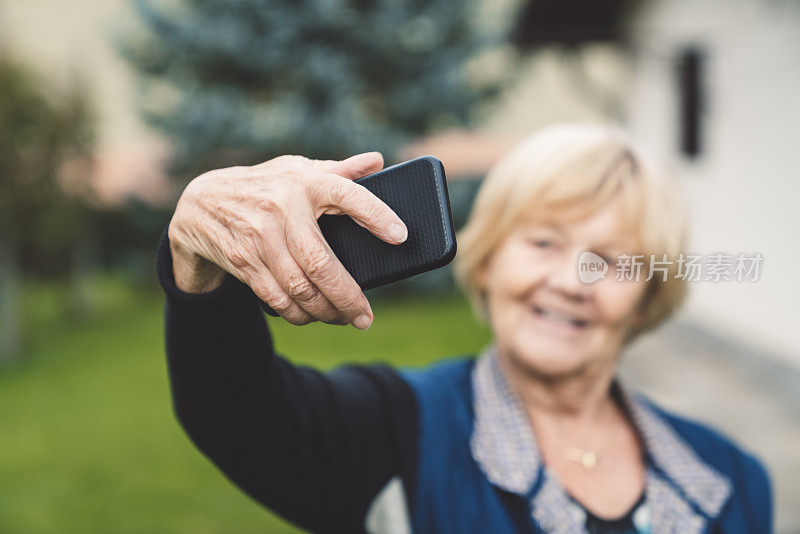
[620,320,800,533]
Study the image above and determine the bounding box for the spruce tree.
[120,0,502,179]
[0,55,95,361]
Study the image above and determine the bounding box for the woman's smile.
[529,304,591,335]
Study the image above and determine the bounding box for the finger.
[258,237,348,325]
[312,174,408,244]
[244,264,315,326]
[284,214,373,329]
[307,152,384,180]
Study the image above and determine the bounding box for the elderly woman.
[157,124,771,533]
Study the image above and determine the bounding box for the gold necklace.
[557,406,621,470]
[564,446,600,470]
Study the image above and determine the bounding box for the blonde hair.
[453,123,689,346]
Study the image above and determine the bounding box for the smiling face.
[478,192,648,379]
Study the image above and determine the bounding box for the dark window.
[676,47,706,159]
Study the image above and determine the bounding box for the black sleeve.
[155,229,419,534]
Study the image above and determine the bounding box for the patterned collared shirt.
[470,342,733,534]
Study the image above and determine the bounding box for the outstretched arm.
[157,229,418,533]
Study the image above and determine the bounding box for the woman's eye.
[529,239,552,248]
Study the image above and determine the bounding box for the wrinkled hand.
[167,152,407,330]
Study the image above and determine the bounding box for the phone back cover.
[317,155,457,291]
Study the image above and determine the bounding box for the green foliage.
[0,54,98,360]
[119,0,504,179]
[89,199,173,282]
[0,54,96,275]
[0,279,491,533]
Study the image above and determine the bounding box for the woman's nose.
[545,249,592,300]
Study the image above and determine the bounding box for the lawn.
[0,278,492,533]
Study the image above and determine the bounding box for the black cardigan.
[156,229,419,533]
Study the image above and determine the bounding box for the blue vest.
[400,356,772,534]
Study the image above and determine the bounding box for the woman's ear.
[476,265,487,291]
[475,257,491,295]
[630,283,654,329]
[474,260,491,318]
[630,308,645,329]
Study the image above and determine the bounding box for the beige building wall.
[625,0,800,366]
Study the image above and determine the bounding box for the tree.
[119,0,504,180]
[0,54,96,362]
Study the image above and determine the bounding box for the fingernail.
[388,223,407,243]
[353,314,372,330]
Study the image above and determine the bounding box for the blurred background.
[0,0,798,532]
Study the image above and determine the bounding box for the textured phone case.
[261,156,456,316]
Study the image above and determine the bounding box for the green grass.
[0,279,492,533]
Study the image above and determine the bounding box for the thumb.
[310,152,384,180]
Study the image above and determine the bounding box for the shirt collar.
[469,342,732,529]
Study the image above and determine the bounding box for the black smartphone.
[261,155,457,317]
